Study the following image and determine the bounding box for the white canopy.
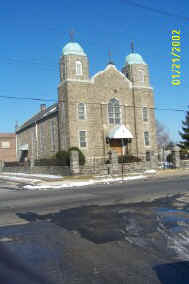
[18,144,29,151]
[108,124,133,139]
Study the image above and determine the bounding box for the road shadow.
[154,261,189,284]
[17,203,157,244]
[0,242,54,284]
[17,207,125,244]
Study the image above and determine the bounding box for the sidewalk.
[0,171,151,190]
[0,168,187,190]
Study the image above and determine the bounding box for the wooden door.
[110,139,122,156]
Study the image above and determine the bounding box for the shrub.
[68,147,86,166]
[54,148,86,166]
[55,151,69,165]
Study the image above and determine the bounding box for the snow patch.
[23,175,146,190]
[144,169,156,174]
[0,176,40,184]
[1,173,62,179]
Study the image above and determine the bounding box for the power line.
[122,0,189,21]
[0,95,186,112]
[0,95,55,102]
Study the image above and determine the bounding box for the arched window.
[76,61,83,75]
[108,98,121,124]
[78,103,86,120]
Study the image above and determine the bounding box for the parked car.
[159,161,174,169]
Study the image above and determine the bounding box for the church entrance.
[110,139,122,156]
[108,125,133,156]
[110,138,128,156]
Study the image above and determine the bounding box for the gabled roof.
[16,103,58,133]
[91,64,132,87]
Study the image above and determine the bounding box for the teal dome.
[62,42,86,56]
[126,53,146,65]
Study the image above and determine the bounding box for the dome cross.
[131,41,134,53]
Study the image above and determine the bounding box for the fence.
[4,161,28,167]
[1,147,188,176]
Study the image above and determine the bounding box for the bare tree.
[156,120,172,149]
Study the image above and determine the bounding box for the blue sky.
[0,0,188,142]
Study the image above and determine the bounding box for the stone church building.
[16,40,157,164]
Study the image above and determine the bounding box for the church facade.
[16,40,157,164]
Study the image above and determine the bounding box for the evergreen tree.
[179,109,189,149]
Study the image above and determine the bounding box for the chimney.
[40,104,46,112]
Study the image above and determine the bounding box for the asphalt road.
[0,175,189,225]
[0,175,189,284]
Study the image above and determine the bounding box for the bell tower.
[59,40,89,82]
[122,43,150,87]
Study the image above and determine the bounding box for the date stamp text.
[171,30,181,86]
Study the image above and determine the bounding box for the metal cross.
[131,41,134,53]
[108,50,114,65]
[69,29,75,42]
[108,50,112,62]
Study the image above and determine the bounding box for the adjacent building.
[0,133,16,161]
[16,40,157,164]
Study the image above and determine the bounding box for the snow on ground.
[0,175,40,184]
[23,175,147,190]
[0,173,63,179]
[144,169,156,174]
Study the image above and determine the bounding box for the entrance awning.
[108,125,133,139]
[18,144,29,151]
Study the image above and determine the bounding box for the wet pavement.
[1,193,189,283]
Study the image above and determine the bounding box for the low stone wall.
[180,160,189,169]
[80,165,109,176]
[2,166,70,176]
[122,161,146,172]
[1,161,148,177]
[80,161,146,176]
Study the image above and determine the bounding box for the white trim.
[107,98,122,125]
[77,102,87,120]
[108,124,133,139]
[137,69,145,83]
[75,60,83,76]
[18,144,29,151]
[0,141,10,149]
[16,134,18,160]
[133,86,153,89]
[35,123,39,159]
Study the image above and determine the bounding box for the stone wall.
[80,161,146,176]
[180,160,189,169]
[2,166,70,176]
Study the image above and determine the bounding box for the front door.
[110,139,122,156]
